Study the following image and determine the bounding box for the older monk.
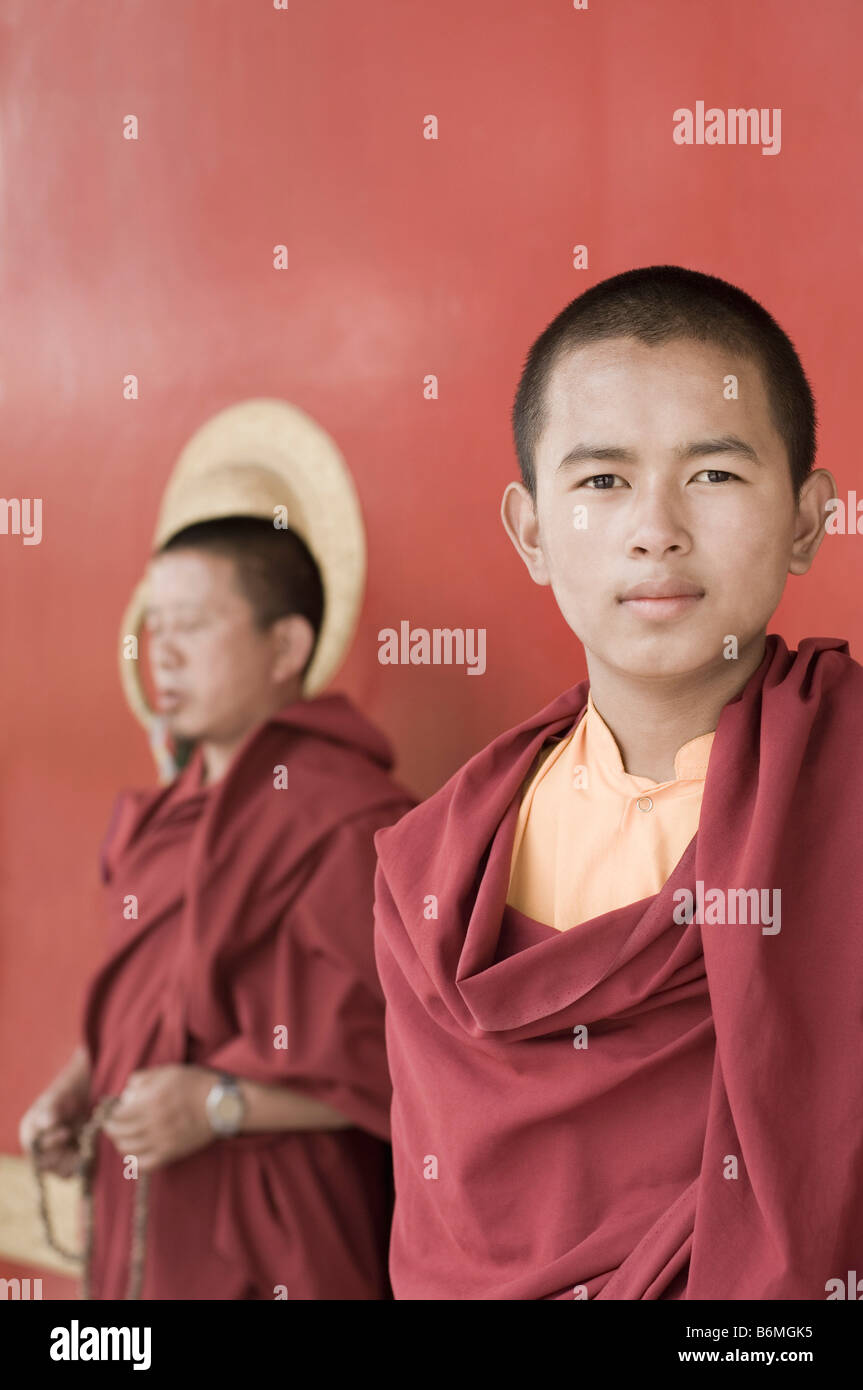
[21,513,414,1299]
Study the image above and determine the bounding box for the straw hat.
[118,398,367,758]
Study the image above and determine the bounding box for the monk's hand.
[20,1072,91,1179]
[101,1065,218,1173]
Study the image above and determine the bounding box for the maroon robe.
[373,634,863,1299]
[82,693,415,1299]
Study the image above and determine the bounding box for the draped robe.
[82,693,415,1299]
[373,635,863,1299]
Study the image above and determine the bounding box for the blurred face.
[144,549,309,744]
[502,335,833,683]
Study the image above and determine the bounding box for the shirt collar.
[584,690,714,788]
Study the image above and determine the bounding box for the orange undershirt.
[506,691,715,932]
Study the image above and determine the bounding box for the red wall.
[1,0,860,1287]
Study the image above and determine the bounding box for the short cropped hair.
[154,515,325,675]
[512,264,817,502]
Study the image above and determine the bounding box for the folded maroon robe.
[373,634,863,1299]
[82,693,415,1299]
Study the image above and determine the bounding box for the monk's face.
[503,335,830,680]
[144,549,306,744]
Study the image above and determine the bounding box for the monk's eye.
[580,474,621,490]
[692,469,739,483]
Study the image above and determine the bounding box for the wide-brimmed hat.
[118,398,367,757]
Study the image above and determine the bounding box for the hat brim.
[118,398,366,746]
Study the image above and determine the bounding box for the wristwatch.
[205,1073,245,1136]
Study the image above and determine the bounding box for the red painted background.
[1,0,860,1291]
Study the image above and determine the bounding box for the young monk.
[20,515,415,1299]
[373,264,863,1300]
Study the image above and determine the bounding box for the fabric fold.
[82,691,415,1299]
[374,634,863,1299]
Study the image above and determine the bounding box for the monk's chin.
[162,713,201,742]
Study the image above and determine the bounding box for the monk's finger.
[104,1122,149,1148]
[32,1123,69,1156]
[103,1121,150,1151]
[33,1123,71,1149]
[106,1097,147,1125]
[122,1071,153,1095]
[20,1106,58,1151]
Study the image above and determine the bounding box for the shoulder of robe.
[792,636,863,719]
[264,716,415,808]
[203,709,416,861]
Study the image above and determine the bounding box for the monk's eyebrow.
[557,434,761,470]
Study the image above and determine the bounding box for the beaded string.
[31,1096,149,1300]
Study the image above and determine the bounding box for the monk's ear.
[788,468,837,575]
[500,481,551,586]
[270,613,316,685]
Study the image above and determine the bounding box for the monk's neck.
[197,682,305,787]
[199,739,243,788]
[584,633,767,784]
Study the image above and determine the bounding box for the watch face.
[208,1079,244,1134]
[215,1089,244,1127]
